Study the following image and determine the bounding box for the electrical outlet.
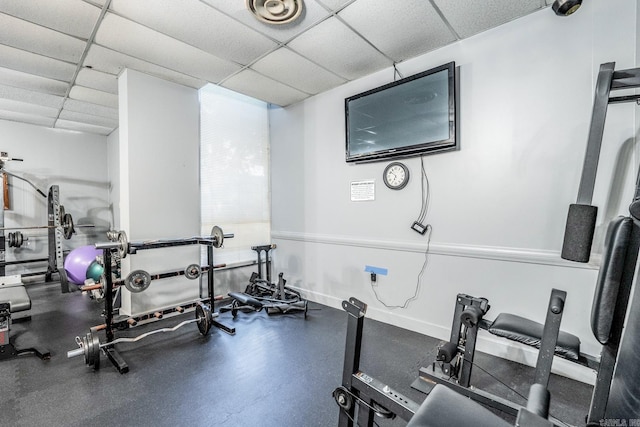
[411,221,428,235]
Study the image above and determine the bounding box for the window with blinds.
[200,84,270,265]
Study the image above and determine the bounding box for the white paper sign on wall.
[351,180,375,202]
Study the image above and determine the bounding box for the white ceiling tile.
[0,66,68,96]
[315,0,356,12]
[0,0,101,39]
[205,0,331,43]
[55,119,113,135]
[64,98,118,120]
[0,44,76,82]
[69,85,118,108]
[339,0,456,62]
[83,45,206,89]
[59,109,118,128]
[76,68,118,94]
[0,110,55,127]
[222,69,308,106]
[0,83,64,109]
[288,17,391,80]
[95,13,241,83]
[433,0,543,38]
[0,98,59,117]
[110,0,278,65]
[0,13,86,63]
[251,47,345,95]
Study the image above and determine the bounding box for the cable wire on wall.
[370,224,432,309]
[415,155,431,226]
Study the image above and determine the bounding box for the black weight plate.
[63,213,75,239]
[195,303,211,336]
[90,332,101,370]
[82,334,90,366]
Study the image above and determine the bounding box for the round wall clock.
[383,162,409,190]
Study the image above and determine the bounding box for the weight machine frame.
[335,296,560,427]
[0,153,73,291]
[95,235,235,374]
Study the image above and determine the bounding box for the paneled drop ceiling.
[0,0,556,136]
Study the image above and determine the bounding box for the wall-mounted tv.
[345,62,457,163]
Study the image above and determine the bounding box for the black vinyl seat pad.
[0,286,31,313]
[407,384,511,427]
[488,313,580,361]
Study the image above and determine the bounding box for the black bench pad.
[0,286,31,313]
[488,313,580,360]
[407,384,511,427]
[228,292,263,309]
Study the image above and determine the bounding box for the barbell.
[101,226,228,260]
[81,263,224,294]
[0,213,88,240]
[67,302,214,369]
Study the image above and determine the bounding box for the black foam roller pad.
[629,200,640,221]
[561,203,598,263]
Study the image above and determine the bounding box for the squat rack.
[86,227,235,373]
[0,153,72,292]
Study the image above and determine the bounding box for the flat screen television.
[345,61,457,163]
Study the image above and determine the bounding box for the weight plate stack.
[195,303,212,336]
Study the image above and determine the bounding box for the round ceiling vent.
[246,0,304,25]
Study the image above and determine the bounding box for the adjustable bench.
[0,275,50,361]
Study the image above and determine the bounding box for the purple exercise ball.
[64,245,102,285]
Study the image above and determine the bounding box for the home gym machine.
[333,294,564,427]
[0,152,80,293]
[559,62,640,423]
[409,62,640,425]
[224,243,308,317]
[67,226,235,373]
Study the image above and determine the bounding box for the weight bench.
[412,215,634,424]
[222,268,308,318]
[226,291,308,317]
[0,275,50,361]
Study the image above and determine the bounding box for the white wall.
[107,128,120,230]
[0,119,110,278]
[118,69,201,315]
[269,0,638,383]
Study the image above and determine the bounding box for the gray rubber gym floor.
[1,280,592,426]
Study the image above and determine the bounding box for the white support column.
[117,69,200,315]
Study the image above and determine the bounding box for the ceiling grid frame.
[0,0,552,135]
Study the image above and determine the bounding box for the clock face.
[383,162,409,190]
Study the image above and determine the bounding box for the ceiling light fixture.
[246,0,304,25]
[552,0,583,16]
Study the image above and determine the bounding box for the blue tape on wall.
[364,265,388,276]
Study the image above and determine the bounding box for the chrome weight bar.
[67,303,214,369]
[0,214,89,240]
[98,226,231,260]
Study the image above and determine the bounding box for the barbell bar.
[0,224,94,231]
[80,263,226,293]
[98,226,232,259]
[67,303,214,368]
